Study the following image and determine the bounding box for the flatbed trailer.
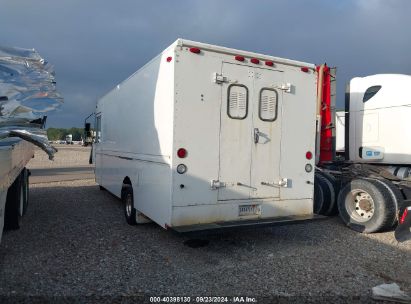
[0,45,62,244]
[0,138,33,243]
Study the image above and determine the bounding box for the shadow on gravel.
[0,183,410,301]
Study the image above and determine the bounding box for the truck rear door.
[251,68,283,198]
[218,62,283,201]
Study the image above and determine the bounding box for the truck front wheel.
[337,178,396,233]
[121,184,137,226]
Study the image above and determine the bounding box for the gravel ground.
[0,179,410,303]
[0,147,410,303]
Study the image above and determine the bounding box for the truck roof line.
[176,38,315,69]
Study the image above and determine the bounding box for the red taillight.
[177,148,187,158]
[235,55,245,62]
[166,56,172,62]
[400,208,409,224]
[306,151,313,160]
[301,66,309,73]
[189,47,201,54]
[250,58,259,64]
[265,61,274,67]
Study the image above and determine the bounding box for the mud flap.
[395,206,411,242]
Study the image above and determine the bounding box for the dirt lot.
[27,144,92,169]
[27,145,93,183]
[0,146,410,302]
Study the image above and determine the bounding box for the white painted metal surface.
[0,138,34,243]
[94,39,317,230]
[348,74,411,165]
[335,111,345,152]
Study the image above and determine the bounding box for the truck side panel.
[279,68,317,201]
[95,48,175,227]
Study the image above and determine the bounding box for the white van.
[93,39,318,232]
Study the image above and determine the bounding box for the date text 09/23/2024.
[149,296,257,303]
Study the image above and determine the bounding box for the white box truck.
[93,39,320,232]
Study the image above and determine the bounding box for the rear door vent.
[227,84,248,119]
[259,89,278,121]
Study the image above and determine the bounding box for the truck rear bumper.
[170,198,314,228]
[172,214,325,233]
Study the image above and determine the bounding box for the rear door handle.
[254,128,260,144]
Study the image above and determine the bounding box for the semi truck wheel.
[4,173,24,230]
[122,184,137,226]
[317,171,340,216]
[365,178,405,228]
[314,174,330,214]
[337,178,396,233]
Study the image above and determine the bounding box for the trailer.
[314,71,411,236]
[93,39,321,232]
[0,139,33,241]
[0,46,62,243]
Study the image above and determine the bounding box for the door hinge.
[211,179,225,189]
[280,83,292,93]
[213,73,228,84]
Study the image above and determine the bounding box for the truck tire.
[22,168,29,216]
[121,184,137,226]
[314,174,330,215]
[4,173,24,230]
[365,178,405,228]
[337,178,396,233]
[317,171,340,215]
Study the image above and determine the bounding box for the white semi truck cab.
[346,74,411,167]
[315,71,411,238]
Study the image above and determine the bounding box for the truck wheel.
[337,178,396,233]
[314,174,330,214]
[22,168,29,216]
[365,178,405,228]
[4,173,24,230]
[122,184,137,226]
[317,171,340,215]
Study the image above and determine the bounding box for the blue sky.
[1,0,410,127]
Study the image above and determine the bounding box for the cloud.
[0,0,410,126]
